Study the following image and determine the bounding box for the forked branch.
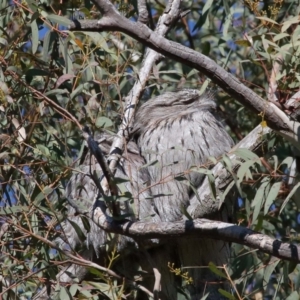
[69,0,300,149]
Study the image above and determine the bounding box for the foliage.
[1,0,300,299]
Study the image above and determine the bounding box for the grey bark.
[93,215,300,262]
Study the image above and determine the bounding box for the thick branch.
[91,124,298,262]
[69,0,295,134]
[94,210,300,262]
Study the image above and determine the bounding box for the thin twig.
[2,219,154,298]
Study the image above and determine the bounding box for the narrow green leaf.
[235,40,251,47]
[140,159,159,169]
[237,159,258,184]
[87,281,110,290]
[223,14,232,39]
[30,20,39,54]
[252,177,270,224]
[233,148,261,163]
[42,30,51,61]
[280,182,300,214]
[95,116,113,128]
[45,89,69,96]
[263,260,279,286]
[69,284,79,296]
[221,154,233,172]
[81,215,91,232]
[256,16,278,24]
[264,181,281,215]
[282,15,300,32]
[208,262,227,279]
[0,206,27,215]
[199,294,210,300]
[59,286,72,299]
[79,289,93,297]
[202,0,214,14]
[35,186,54,205]
[219,181,235,209]
[68,218,87,243]
[47,14,72,26]
[207,156,217,164]
[218,289,237,299]
[31,212,39,234]
[84,32,109,51]
[273,33,289,42]
[279,156,293,169]
[36,144,50,156]
[70,83,84,99]
[190,167,213,176]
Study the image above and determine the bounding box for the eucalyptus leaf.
[95,116,113,128]
[208,262,227,279]
[280,182,300,214]
[264,181,281,215]
[30,20,39,54]
[47,14,72,26]
[252,177,270,224]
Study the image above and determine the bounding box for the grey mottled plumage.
[34,136,160,300]
[60,134,159,254]
[35,89,235,300]
[133,89,234,222]
[131,89,234,299]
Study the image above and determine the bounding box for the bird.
[132,89,234,222]
[34,89,234,300]
[132,89,234,299]
[61,133,159,254]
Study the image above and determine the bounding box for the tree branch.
[69,0,300,149]
[89,124,299,262]
[93,210,300,262]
